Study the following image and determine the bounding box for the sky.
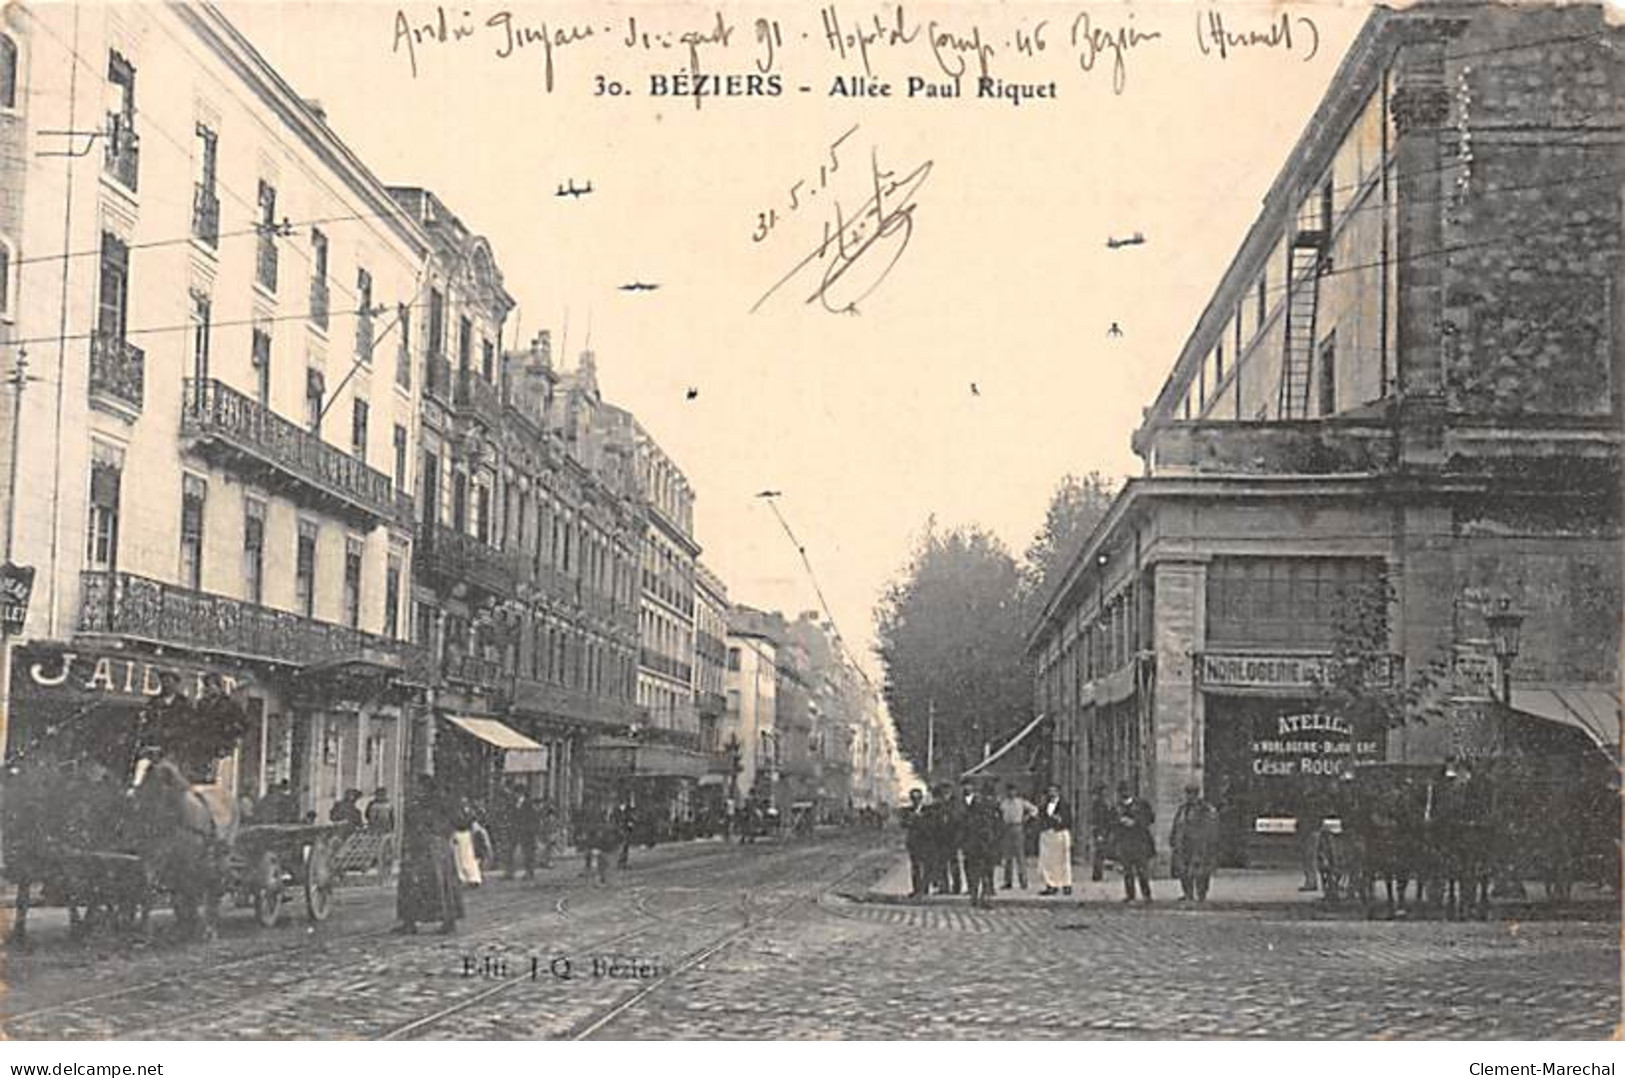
[221,0,1374,679]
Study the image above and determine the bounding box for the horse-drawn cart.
[228,822,341,928]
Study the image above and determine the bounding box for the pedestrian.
[452,797,483,887]
[256,779,297,825]
[1298,779,1324,892]
[1169,783,1220,902]
[964,779,1002,907]
[1114,781,1156,904]
[393,774,461,935]
[933,782,964,895]
[998,782,1036,890]
[613,798,637,868]
[1036,783,1074,895]
[1088,784,1112,882]
[900,788,931,898]
[365,787,395,832]
[328,788,363,832]
[585,807,619,885]
[509,787,541,880]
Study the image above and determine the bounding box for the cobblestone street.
[2,835,1616,1040]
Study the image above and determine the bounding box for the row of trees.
[874,473,1117,780]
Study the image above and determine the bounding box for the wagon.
[228,822,342,928]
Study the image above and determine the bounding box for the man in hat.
[1169,783,1221,902]
[1113,781,1156,904]
[900,788,931,898]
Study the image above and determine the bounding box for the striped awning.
[445,715,548,773]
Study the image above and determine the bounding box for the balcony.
[256,237,278,293]
[511,675,642,729]
[425,355,452,407]
[192,183,220,248]
[78,569,408,671]
[415,521,514,597]
[103,116,139,191]
[454,367,503,429]
[639,647,693,684]
[309,277,330,331]
[181,378,404,528]
[1146,420,1398,478]
[637,725,702,752]
[88,331,144,413]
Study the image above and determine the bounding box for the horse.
[1357,780,1427,920]
[127,758,231,941]
[1430,770,1496,920]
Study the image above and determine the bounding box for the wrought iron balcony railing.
[88,331,145,412]
[454,367,503,429]
[415,521,515,598]
[511,675,642,729]
[443,650,507,691]
[182,378,402,527]
[78,569,408,670]
[192,183,220,248]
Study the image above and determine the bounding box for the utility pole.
[925,698,935,778]
[0,348,34,772]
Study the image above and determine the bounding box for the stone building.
[725,609,780,807]
[0,3,431,820]
[1029,3,1622,865]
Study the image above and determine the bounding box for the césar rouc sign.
[1250,713,1382,778]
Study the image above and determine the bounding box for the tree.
[875,520,1031,781]
[1021,472,1119,609]
[1313,572,1451,749]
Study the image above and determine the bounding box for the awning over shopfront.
[963,713,1046,778]
[1509,686,1621,751]
[445,715,548,773]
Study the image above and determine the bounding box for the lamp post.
[1485,598,1525,753]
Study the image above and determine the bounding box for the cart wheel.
[253,849,283,928]
[304,839,336,922]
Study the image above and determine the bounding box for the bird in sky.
[1106,231,1146,249]
[970,382,981,396]
[1108,322,1125,338]
[619,282,660,292]
[755,490,782,498]
[685,387,699,400]
[555,179,594,199]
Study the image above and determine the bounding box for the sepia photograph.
[0,0,1619,1049]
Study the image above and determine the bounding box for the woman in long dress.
[1036,784,1075,895]
[451,798,483,887]
[395,774,463,934]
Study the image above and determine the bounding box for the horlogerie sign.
[1198,652,1398,692]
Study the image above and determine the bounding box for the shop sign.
[1200,652,1397,692]
[1249,712,1382,779]
[0,562,34,634]
[1450,643,1497,703]
[11,643,254,707]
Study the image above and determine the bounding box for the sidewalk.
[854,852,1621,918]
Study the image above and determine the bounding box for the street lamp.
[1485,597,1525,753]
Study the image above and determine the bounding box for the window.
[1206,557,1383,647]
[728,646,741,671]
[457,316,472,372]
[451,471,467,531]
[351,397,369,461]
[192,124,219,247]
[396,302,412,388]
[1317,335,1337,416]
[0,34,16,110]
[342,537,363,629]
[392,424,408,491]
[421,450,439,525]
[481,338,494,382]
[1256,274,1267,331]
[475,483,490,544]
[355,267,374,360]
[305,367,324,432]
[97,232,129,340]
[243,498,266,605]
[179,474,206,590]
[1214,340,1225,389]
[189,290,211,385]
[251,328,272,407]
[309,229,329,329]
[86,450,122,571]
[428,289,445,355]
[295,520,318,617]
[104,51,138,190]
[385,552,402,639]
[0,237,12,320]
[256,180,278,292]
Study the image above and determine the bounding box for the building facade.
[1030,3,1622,864]
[0,3,431,823]
[725,613,778,807]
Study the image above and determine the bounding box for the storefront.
[433,713,548,806]
[1198,651,1386,866]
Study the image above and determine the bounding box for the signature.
[1195,11,1320,62]
[751,147,933,315]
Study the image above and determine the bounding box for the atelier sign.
[1249,712,1381,778]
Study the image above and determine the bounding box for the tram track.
[0,839,746,1038]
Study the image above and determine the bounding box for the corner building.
[1029,3,1622,865]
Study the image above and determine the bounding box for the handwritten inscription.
[751,129,933,315]
[386,4,1324,96]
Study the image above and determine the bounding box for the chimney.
[528,330,553,372]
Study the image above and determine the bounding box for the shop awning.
[1510,686,1620,750]
[963,713,1045,778]
[445,715,548,773]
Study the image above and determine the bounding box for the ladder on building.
[1276,231,1327,420]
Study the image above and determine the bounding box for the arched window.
[0,235,14,320]
[0,34,17,111]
